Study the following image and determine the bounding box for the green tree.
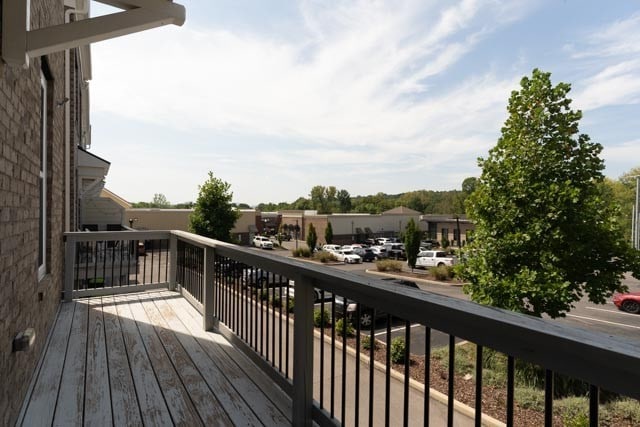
[325,222,334,244]
[189,172,240,242]
[460,69,640,318]
[152,193,171,208]
[337,189,352,212]
[306,223,318,251]
[461,177,478,194]
[404,218,421,270]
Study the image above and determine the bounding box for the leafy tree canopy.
[189,172,240,242]
[460,69,640,318]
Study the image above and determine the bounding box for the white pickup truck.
[415,250,456,268]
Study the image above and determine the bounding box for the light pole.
[295,219,300,250]
[628,175,640,249]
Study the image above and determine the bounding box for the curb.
[313,329,505,427]
[365,269,464,287]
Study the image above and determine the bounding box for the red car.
[612,292,640,314]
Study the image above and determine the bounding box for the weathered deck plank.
[53,300,88,426]
[173,294,293,424]
[113,294,174,426]
[138,294,234,426]
[151,293,270,426]
[20,290,293,427]
[22,302,75,427]
[102,295,143,426]
[127,294,204,426]
[84,297,112,427]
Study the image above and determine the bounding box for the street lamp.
[128,217,138,229]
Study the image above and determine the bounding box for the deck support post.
[202,246,215,331]
[168,233,178,291]
[292,274,315,426]
[63,234,76,302]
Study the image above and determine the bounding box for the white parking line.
[374,323,422,337]
[585,306,640,318]
[566,314,640,330]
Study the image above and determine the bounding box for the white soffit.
[2,0,186,66]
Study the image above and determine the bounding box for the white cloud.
[90,0,534,203]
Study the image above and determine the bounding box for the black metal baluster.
[119,240,124,286]
[507,356,515,427]
[93,241,98,287]
[320,290,325,409]
[544,369,553,427]
[475,345,483,427]
[403,320,411,427]
[355,303,361,427]
[424,327,431,427]
[285,279,291,379]
[369,309,375,427]
[341,298,347,425]
[331,295,336,418]
[385,314,392,427]
[157,238,162,283]
[85,241,90,289]
[74,242,80,291]
[150,239,155,284]
[142,239,147,285]
[447,335,455,427]
[589,384,599,427]
[164,239,168,281]
[278,277,283,372]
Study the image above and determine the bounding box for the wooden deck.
[18,290,292,426]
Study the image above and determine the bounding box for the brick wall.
[0,1,67,424]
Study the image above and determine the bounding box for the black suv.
[353,247,376,262]
[383,243,406,260]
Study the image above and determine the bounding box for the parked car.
[415,250,456,268]
[332,250,362,264]
[322,244,342,252]
[353,247,376,262]
[333,279,419,327]
[382,243,406,260]
[369,246,388,259]
[253,236,274,249]
[613,292,640,314]
[242,269,288,287]
[420,239,440,249]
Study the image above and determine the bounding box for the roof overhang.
[2,0,185,67]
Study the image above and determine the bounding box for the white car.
[415,250,456,268]
[322,244,341,252]
[332,250,362,264]
[253,236,274,249]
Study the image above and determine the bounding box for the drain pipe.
[64,0,89,232]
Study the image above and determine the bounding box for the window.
[441,228,449,242]
[38,69,48,280]
[453,228,459,243]
[428,223,437,240]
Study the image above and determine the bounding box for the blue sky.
[90,0,640,206]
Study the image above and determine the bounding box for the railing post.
[63,235,76,302]
[202,245,215,331]
[292,274,315,426]
[168,233,178,291]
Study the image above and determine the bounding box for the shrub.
[514,387,545,411]
[292,248,312,258]
[376,259,403,272]
[606,399,640,424]
[314,251,337,263]
[286,297,295,313]
[390,337,407,364]
[314,308,331,327]
[430,265,453,281]
[362,335,378,351]
[259,289,269,301]
[335,318,355,337]
[555,397,589,427]
[271,295,281,307]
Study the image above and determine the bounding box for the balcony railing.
[63,230,640,426]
